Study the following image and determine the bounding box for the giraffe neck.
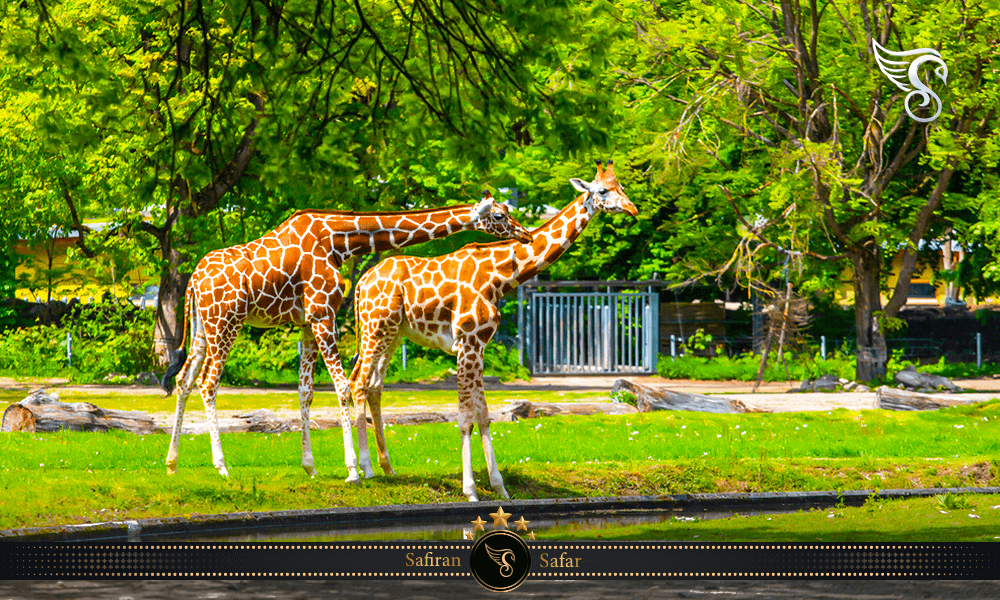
[298,204,482,258]
[496,193,595,295]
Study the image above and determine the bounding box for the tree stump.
[1,390,160,434]
[874,386,976,411]
[611,379,761,414]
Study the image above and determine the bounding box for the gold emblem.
[471,516,486,531]
[489,507,512,529]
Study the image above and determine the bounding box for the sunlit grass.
[2,401,999,530]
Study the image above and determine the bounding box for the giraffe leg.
[354,377,375,479]
[165,312,207,474]
[353,325,399,478]
[299,327,320,477]
[463,343,509,500]
[368,350,397,476]
[456,343,482,502]
[312,318,360,484]
[198,352,229,477]
[198,320,241,477]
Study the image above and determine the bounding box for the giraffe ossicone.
[349,160,636,501]
[160,194,532,481]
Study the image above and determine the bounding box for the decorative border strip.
[2,542,996,580]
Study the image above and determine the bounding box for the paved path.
[3,376,999,429]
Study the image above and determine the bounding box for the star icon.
[471,516,486,532]
[528,531,537,540]
[490,507,512,529]
[463,530,475,540]
[515,516,530,531]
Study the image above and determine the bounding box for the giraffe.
[160,193,533,482]
[349,160,636,501]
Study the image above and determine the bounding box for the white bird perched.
[872,40,949,123]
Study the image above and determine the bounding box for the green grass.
[2,401,999,531]
[541,494,1000,542]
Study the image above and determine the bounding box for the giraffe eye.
[599,189,608,195]
[492,213,503,220]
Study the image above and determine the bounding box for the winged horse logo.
[872,40,949,123]
[485,544,515,577]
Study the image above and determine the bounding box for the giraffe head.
[569,159,638,217]
[470,191,534,243]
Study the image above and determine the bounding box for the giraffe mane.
[290,204,476,219]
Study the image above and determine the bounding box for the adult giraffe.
[160,194,533,481]
[349,160,636,501]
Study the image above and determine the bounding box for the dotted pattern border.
[5,542,992,579]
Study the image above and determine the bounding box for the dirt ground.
[3,375,1000,431]
[1,579,998,600]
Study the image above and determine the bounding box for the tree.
[1,0,609,364]
[619,0,1000,380]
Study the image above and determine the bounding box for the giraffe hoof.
[303,466,318,478]
[345,474,362,485]
[217,467,230,478]
[166,465,177,475]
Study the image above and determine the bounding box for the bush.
[0,301,156,381]
[656,345,1000,384]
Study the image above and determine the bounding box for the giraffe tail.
[159,283,193,396]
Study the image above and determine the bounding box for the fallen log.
[496,401,638,422]
[874,386,977,411]
[1,390,160,434]
[611,379,761,414]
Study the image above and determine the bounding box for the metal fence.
[520,290,660,375]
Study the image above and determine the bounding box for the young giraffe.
[160,194,533,481]
[349,160,636,501]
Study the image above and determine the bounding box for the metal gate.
[519,289,660,374]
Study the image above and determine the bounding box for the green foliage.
[224,327,305,386]
[0,302,155,380]
[682,328,714,353]
[657,350,855,383]
[935,492,976,511]
[610,390,638,407]
[657,347,1000,384]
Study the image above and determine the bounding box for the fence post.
[977,332,982,370]
[517,284,525,366]
[821,335,826,361]
[670,334,676,361]
[401,341,407,370]
[66,332,72,368]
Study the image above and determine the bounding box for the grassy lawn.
[2,400,999,535]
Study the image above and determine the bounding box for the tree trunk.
[874,387,974,411]
[612,379,759,414]
[2,390,160,434]
[153,255,189,367]
[852,247,887,382]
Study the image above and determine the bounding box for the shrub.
[0,300,156,381]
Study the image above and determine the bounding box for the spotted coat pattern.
[164,196,533,480]
[349,162,637,500]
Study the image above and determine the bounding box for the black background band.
[1,542,997,579]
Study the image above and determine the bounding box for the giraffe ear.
[473,195,496,218]
[570,178,594,193]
